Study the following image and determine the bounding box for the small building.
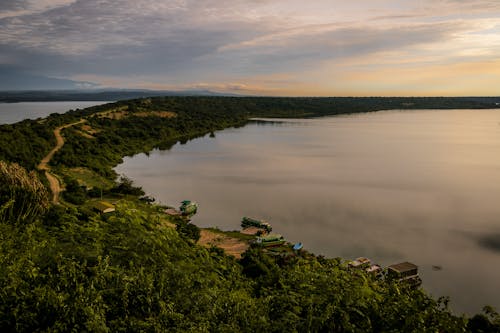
[92,201,115,214]
[366,264,382,276]
[387,261,421,287]
[348,257,371,269]
[349,257,383,277]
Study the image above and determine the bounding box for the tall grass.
[0,161,49,224]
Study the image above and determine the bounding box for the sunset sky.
[1,0,499,95]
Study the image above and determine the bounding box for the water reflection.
[477,233,500,253]
[0,101,110,124]
[115,109,500,315]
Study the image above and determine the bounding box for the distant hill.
[0,89,242,102]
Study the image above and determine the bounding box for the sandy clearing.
[198,229,249,259]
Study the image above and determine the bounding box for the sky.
[0,0,499,96]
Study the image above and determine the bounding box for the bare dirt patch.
[75,130,95,139]
[75,124,100,139]
[100,110,128,120]
[241,227,265,235]
[92,106,129,119]
[81,124,99,134]
[93,108,176,120]
[134,111,176,118]
[198,229,249,259]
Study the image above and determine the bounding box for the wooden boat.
[241,217,272,232]
[256,234,285,247]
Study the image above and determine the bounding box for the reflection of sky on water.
[0,101,110,124]
[116,109,500,315]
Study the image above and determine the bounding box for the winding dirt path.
[38,119,86,204]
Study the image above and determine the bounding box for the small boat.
[293,242,303,251]
[256,234,285,247]
[241,217,272,232]
[179,200,198,216]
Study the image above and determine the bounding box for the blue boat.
[293,242,303,251]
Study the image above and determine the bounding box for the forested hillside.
[1,97,500,331]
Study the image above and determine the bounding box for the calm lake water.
[0,101,111,124]
[115,109,500,314]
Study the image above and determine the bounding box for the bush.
[62,177,87,204]
[175,221,201,242]
[110,176,145,196]
[0,161,49,224]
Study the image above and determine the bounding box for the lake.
[115,109,500,315]
[0,101,111,124]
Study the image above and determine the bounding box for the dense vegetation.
[1,97,500,331]
[2,164,500,332]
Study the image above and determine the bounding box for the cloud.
[0,2,28,12]
[0,0,499,94]
[217,22,467,68]
[0,0,76,19]
[0,65,99,90]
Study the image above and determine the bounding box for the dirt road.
[38,119,86,203]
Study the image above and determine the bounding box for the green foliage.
[175,220,201,242]
[0,202,263,331]
[0,198,495,331]
[87,186,103,198]
[110,176,145,197]
[468,306,500,332]
[62,176,87,205]
[0,121,54,170]
[1,97,499,331]
[0,161,49,224]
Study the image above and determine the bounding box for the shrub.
[0,161,49,224]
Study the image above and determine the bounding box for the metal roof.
[388,262,418,273]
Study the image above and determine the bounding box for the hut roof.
[388,262,418,273]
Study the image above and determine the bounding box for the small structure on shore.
[349,257,382,276]
[92,201,115,214]
[387,262,422,287]
[348,257,371,269]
